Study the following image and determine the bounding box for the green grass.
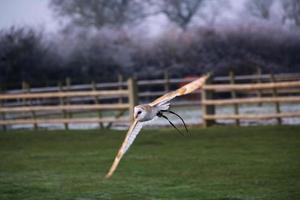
[0,126,300,200]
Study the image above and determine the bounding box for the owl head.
[134,105,148,121]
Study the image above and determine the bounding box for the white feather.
[123,122,144,153]
[157,101,170,111]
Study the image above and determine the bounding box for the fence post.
[22,81,27,107]
[118,74,123,103]
[127,78,138,124]
[92,81,103,129]
[201,76,215,128]
[164,70,170,92]
[58,82,69,130]
[22,82,38,130]
[0,86,6,131]
[65,77,73,121]
[270,74,282,125]
[229,70,240,126]
[25,83,38,130]
[256,67,262,106]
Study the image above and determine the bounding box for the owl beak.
[134,112,139,119]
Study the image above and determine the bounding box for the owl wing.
[149,74,209,107]
[105,119,144,178]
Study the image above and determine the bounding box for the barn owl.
[105,74,209,178]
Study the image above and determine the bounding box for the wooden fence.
[1,70,300,130]
[0,79,138,131]
[201,71,300,127]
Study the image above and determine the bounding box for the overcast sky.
[0,0,57,31]
[0,0,246,32]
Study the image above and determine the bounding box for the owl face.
[134,105,148,121]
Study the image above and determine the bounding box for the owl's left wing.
[149,74,209,107]
[105,119,144,178]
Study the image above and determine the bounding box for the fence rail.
[0,90,129,100]
[202,96,300,105]
[201,71,300,127]
[204,112,300,120]
[203,81,300,91]
[0,117,129,126]
[0,104,130,113]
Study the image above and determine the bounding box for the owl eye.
[137,111,142,115]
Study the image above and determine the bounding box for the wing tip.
[204,73,211,79]
[104,172,113,179]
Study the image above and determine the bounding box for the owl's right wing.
[105,119,144,179]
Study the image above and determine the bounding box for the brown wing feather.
[105,119,143,179]
[149,74,209,107]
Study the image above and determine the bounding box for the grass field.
[0,126,300,200]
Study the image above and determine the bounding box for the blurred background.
[1,0,300,88]
[1,0,300,131]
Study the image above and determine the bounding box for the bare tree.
[246,0,274,20]
[281,0,300,27]
[159,0,205,30]
[49,0,147,29]
[0,27,58,86]
[198,0,230,26]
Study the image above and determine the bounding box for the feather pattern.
[149,74,209,107]
[123,122,143,153]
